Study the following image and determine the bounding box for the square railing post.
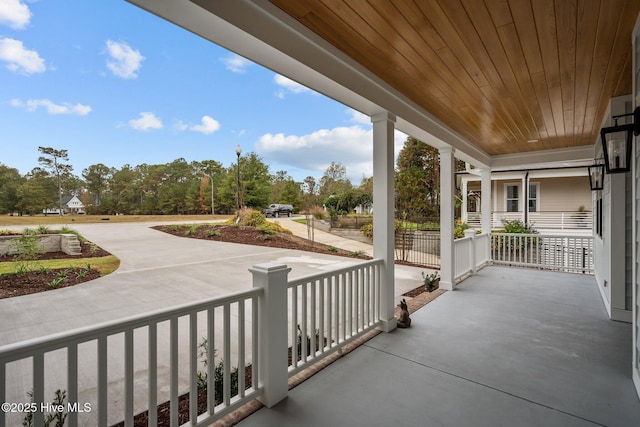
[465,229,477,275]
[250,263,291,408]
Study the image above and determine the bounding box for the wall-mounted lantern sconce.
[599,107,640,173]
[588,159,605,191]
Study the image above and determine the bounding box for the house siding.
[593,96,632,324]
[627,170,633,311]
[535,177,591,212]
[634,21,640,393]
[468,176,591,213]
[635,134,640,377]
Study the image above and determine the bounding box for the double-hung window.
[506,185,519,212]
[528,183,538,212]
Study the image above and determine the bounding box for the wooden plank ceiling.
[269,0,639,156]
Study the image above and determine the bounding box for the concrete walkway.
[271,217,374,255]
[238,266,640,427]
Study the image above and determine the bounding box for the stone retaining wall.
[0,234,82,256]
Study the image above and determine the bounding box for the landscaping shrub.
[228,208,291,235]
[309,206,327,220]
[58,226,80,236]
[196,338,242,399]
[243,210,268,227]
[35,225,50,234]
[454,220,469,239]
[23,389,68,427]
[184,224,201,236]
[500,219,537,234]
[331,215,373,229]
[227,208,266,227]
[360,223,373,239]
[205,229,221,237]
[10,231,42,273]
[422,271,440,292]
[361,219,408,240]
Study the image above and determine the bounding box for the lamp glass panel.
[594,167,602,187]
[605,132,628,170]
[589,165,603,190]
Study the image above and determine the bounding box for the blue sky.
[0,0,406,184]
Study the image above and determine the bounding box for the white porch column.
[480,168,492,264]
[372,111,397,332]
[480,168,492,234]
[461,178,468,223]
[521,173,528,224]
[440,146,456,291]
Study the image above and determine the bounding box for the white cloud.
[394,130,408,158]
[0,37,45,74]
[256,126,373,181]
[274,74,311,97]
[173,120,188,132]
[128,112,162,131]
[346,108,371,125]
[174,116,221,134]
[189,115,220,134]
[220,54,252,73]
[105,40,144,79]
[0,0,31,29]
[256,124,409,182]
[10,98,91,115]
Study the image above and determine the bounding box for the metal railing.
[395,231,440,268]
[287,259,382,376]
[491,233,594,274]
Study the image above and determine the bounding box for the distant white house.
[43,195,85,215]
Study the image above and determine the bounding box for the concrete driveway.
[0,220,429,345]
[0,220,433,425]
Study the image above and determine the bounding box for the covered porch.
[2,1,637,424]
[239,266,639,427]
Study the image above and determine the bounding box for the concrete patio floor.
[238,266,640,427]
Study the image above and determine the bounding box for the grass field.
[0,214,234,227]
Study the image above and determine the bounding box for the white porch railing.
[491,233,594,274]
[0,259,384,427]
[287,259,382,377]
[467,211,593,230]
[454,232,491,281]
[0,288,262,427]
[475,233,490,268]
[454,235,472,280]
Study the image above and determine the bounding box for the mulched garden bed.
[111,368,253,427]
[152,224,371,260]
[0,241,111,299]
[402,283,439,298]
